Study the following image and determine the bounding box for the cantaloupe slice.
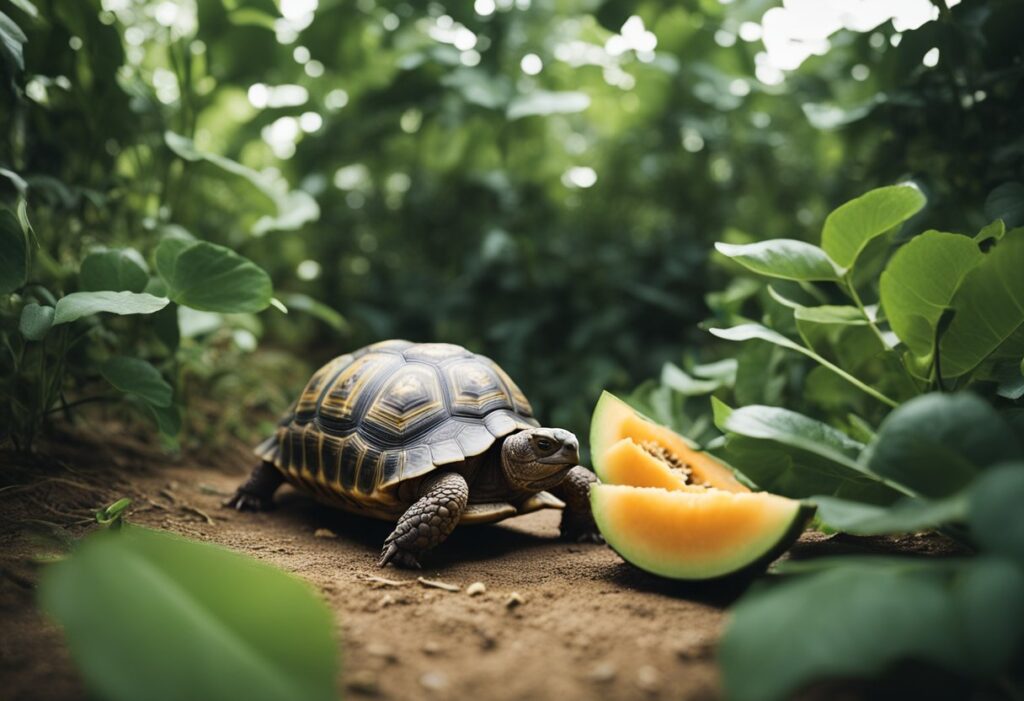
[598,437,707,492]
[591,484,811,580]
[590,391,747,492]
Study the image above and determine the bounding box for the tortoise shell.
[255,340,539,516]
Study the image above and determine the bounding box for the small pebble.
[586,662,617,683]
[314,528,337,538]
[422,640,443,656]
[346,670,379,696]
[636,665,661,694]
[419,671,448,691]
[466,581,487,596]
[505,591,526,608]
[365,642,397,663]
[377,594,395,608]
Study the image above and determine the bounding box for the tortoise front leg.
[378,471,469,569]
[224,461,284,511]
[551,466,603,543]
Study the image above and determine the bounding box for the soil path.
[3,458,732,701]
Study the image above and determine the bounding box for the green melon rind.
[590,486,815,581]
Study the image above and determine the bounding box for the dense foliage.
[3,0,1024,699]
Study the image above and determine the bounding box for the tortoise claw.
[222,491,275,512]
[378,543,422,569]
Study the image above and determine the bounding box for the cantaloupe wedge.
[590,391,747,492]
[598,437,706,491]
[590,484,812,580]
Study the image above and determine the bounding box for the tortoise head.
[501,428,579,492]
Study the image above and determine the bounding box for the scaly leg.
[378,471,469,569]
[551,466,603,543]
[223,461,284,511]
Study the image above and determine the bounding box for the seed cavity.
[639,440,701,484]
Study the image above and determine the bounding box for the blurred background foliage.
[1,0,1022,445]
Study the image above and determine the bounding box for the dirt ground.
[0,431,959,701]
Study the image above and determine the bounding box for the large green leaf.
[0,204,27,294]
[52,291,170,325]
[984,182,1024,227]
[721,405,866,466]
[714,239,840,281]
[156,240,273,313]
[865,393,1022,498]
[276,292,348,332]
[720,559,1024,701]
[969,463,1024,565]
[812,494,968,535]
[938,228,1024,378]
[164,132,277,214]
[821,184,926,271]
[879,230,984,359]
[80,248,150,293]
[100,356,173,408]
[38,527,338,701]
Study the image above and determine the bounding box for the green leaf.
[879,230,984,359]
[506,91,590,120]
[660,362,721,395]
[793,304,867,325]
[984,182,1024,228]
[720,560,1023,701]
[709,323,898,407]
[100,356,173,408]
[821,184,926,271]
[714,239,840,281]
[0,204,28,294]
[38,527,338,701]
[722,405,866,466]
[969,463,1024,565]
[146,401,182,438]
[938,228,1024,378]
[865,393,1022,498]
[80,248,151,293]
[19,302,54,341]
[8,0,39,19]
[164,132,277,215]
[156,240,273,313]
[812,494,968,535]
[974,219,1005,249]
[0,10,27,73]
[276,292,348,332]
[53,291,170,325]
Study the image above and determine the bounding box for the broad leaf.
[984,182,1024,227]
[812,494,968,535]
[938,228,1024,377]
[38,527,338,701]
[164,132,277,214]
[80,248,150,293]
[721,405,866,466]
[19,303,54,341]
[660,362,721,395]
[146,401,182,438]
[276,292,348,332]
[53,291,169,325]
[0,204,27,294]
[0,10,27,73]
[865,393,1022,498]
[714,239,840,281]
[156,240,273,313]
[821,184,926,270]
[969,463,1024,565]
[720,560,1024,701]
[793,305,867,325]
[100,356,173,408]
[880,230,984,359]
[507,91,590,120]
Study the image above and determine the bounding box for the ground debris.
[358,573,415,588]
[417,576,460,592]
[586,661,617,683]
[365,642,398,664]
[505,591,526,608]
[422,640,443,656]
[419,671,448,691]
[466,581,486,596]
[180,504,215,525]
[346,669,380,696]
[636,665,662,694]
[313,528,337,538]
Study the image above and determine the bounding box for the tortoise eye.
[536,438,553,451]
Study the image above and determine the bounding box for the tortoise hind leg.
[224,461,284,511]
[379,471,469,569]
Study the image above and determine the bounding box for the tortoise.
[226,340,601,568]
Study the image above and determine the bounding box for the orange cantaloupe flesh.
[590,484,808,580]
[598,437,709,492]
[590,391,747,493]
